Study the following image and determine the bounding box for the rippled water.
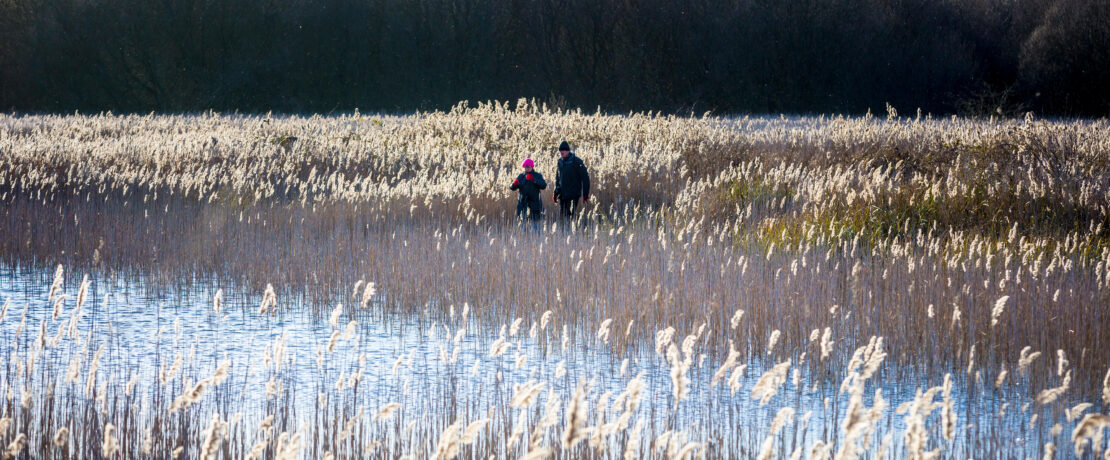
[0,264,1057,458]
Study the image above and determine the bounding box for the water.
[0,265,1074,458]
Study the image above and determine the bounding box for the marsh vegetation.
[0,102,1108,458]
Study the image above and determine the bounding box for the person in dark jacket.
[552,141,590,219]
[510,158,547,227]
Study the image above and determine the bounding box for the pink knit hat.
[522,158,535,168]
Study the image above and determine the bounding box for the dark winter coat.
[554,153,590,200]
[510,170,547,219]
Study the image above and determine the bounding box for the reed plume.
[751,359,791,405]
[360,282,376,309]
[666,344,691,408]
[990,295,1009,327]
[806,441,830,460]
[766,330,780,355]
[1103,367,1110,405]
[169,378,210,413]
[432,420,463,460]
[329,303,343,329]
[995,363,1008,388]
[1070,414,1110,457]
[655,327,675,357]
[626,417,643,460]
[47,265,63,303]
[940,374,956,442]
[1037,370,1072,405]
[1043,442,1055,460]
[75,274,90,311]
[728,364,748,396]
[4,433,25,459]
[459,418,489,444]
[53,427,68,447]
[213,289,223,314]
[1018,347,1042,375]
[820,327,834,360]
[511,381,547,409]
[86,344,105,397]
[374,402,402,421]
[274,431,305,460]
[674,442,701,460]
[756,436,775,460]
[562,380,589,449]
[711,340,739,388]
[200,413,225,460]
[1066,403,1093,422]
[770,407,794,435]
[259,284,276,315]
[101,424,119,457]
[597,318,613,344]
[730,310,744,329]
[521,447,552,460]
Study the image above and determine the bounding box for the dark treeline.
[1,0,1108,116]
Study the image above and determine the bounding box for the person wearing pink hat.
[510,158,548,227]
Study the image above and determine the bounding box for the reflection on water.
[0,265,1072,458]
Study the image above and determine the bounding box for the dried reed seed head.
[374,402,402,421]
[101,424,119,457]
[751,359,791,406]
[4,433,26,458]
[53,427,68,447]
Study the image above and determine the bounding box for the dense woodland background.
[1,0,1107,116]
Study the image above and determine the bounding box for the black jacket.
[510,170,547,218]
[554,153,590,200]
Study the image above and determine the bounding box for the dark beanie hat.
[558,141,570,151]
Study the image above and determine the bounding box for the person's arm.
[510,176,520,191]
[553,163,562,201]
[533,172,547,190]
[579,159,591,200]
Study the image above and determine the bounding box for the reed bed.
[0,265,1107,459]
[0,102,1109,457]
